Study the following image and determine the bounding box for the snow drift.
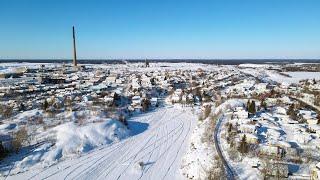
[11,119,129,174]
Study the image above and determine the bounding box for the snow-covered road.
[7,106,196,180]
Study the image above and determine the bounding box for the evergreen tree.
[248,100,256,114]
[150,78,156,85]
[251,101,256,114]
[19,103,26,111]
[260,99,267,110]
[0,141,7,160]
[239,134,249,154]
[247,100,251,111]
[228,123,233,133]
[43,100,49,111]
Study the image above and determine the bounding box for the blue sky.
[0,0,319,59]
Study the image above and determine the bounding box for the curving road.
[213,114,237,180]
[6,106,196,180]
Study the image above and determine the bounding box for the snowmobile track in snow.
[6,106,197,180]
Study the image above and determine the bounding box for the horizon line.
[1,58,320,61]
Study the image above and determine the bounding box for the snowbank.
[10,119,129,174]
[50,120,129,157]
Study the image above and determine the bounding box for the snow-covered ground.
[1,61,320,180]
[2,105,197,180]
[240,67,320,84]
[285,72,320,82]
[219,115,262,180]
[264,71,320,84]
[181,99,245,179]
[180,107,215,180]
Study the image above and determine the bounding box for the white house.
[233,109,248,119]
[131,96,141,106]
[150,97,158,107]
[239,124,257,134]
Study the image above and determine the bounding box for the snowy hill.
[3,106,196,180]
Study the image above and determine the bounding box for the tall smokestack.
[72,26,77,67]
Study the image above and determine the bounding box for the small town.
[1,0,320,180]
[1,60,320,179]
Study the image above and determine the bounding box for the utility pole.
[72,26,77,67]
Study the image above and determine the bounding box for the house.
[274,106,287,115]
[239,124,257,134]
[171,94,180,103]
[201,103,212,112]
[308,125,320,134]
[141,76,152,88]
[259,144,284,158]
[187,93,194,103]
[298,110,318,125]
[307,118,319,125]
[128,105,142,113]
[239,133,258,144]
[254,83,268,95]
[311,162,320,180]
[265,98,278,107]
[133,105,143,113]
[131,96,141,106]
[264,162,289,178]
[150,97,158,107]
[302,93,315,104]
[171,89,183,103]
[115,78,124,84]
[104,96,114,105]
[233,108,248,119]
[175,89,183,96]
[105,74,118,84]
[131,79,141,90]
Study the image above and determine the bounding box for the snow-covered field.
[264,71,320,84]
[3,106,197,180]
[285,72,320,82]
[240,67,320,84]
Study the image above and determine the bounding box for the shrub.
[204,106,212,119]
[207,155,226,180]
[75,112,87,125]
[65,97,73,107]
[12,127,28,153]
[142,98,151,112]
[119,114,128,126]
[0,141,8,160]
[138,161,144,169]
[0,105,13,118]
[228,147,240,161]
[198,114,204,121]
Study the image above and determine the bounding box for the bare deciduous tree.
[12,127,28,153]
